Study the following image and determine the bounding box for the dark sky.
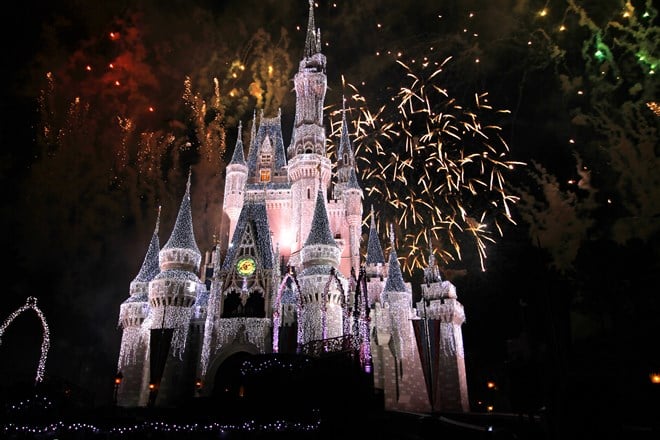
[0,0,657,414]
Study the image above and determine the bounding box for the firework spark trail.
[330,58,525,274]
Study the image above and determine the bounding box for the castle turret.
[334,97,358,197]
[116,208,160,407]
[334,98,363,276]
[371,226,430,413]
[299,188,345,343]
[380,225,412,358]
[287,0,332,260]
[147,171,203,407]
[416,243,470,412]
[364,206,387,306]
[223,122,248,243]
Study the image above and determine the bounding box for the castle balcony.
[299,334,356,358]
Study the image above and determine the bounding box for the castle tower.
[334,98,363,276]
[287,0,332,262]
[245,110,292,262]
[417,245,470,412]
[223,122,248,244]
[146,171,203,407]
[364,206,387,306]
[116,208,160,407]
[298,187,345,343]
[372,225,429,413]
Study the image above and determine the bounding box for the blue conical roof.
[365,206,385,264]
[246,109,287,179]
[162,171,200,255]
[132,207,161,283]
[229,121,246,165]
[304,189,338,247]
[383,224,407,293]
[347,167,361,189]
[337,97,354,162]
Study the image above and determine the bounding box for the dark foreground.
[2,391,659,440]
[2,351,659,440]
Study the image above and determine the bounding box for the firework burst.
[330,57,525,274]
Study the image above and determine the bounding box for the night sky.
[0,0,658,427]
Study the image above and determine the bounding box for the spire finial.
[370,205,376,228]
[156,205,161,234]
[238,120,243,141]
[305,0,319,57]
[389,223,395,248]
[427,230,436,266]
[186,168,192,193]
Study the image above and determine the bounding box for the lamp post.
[113,371,123,406]
[148,383,157,408]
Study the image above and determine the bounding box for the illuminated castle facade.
[116,1,469,414]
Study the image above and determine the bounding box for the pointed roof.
[337,97,354,162]
[304,189,338,247]
[229,121,246,166]
[383,224,407,293]
[162,170,200,255]
[346,167,361,189]
[365,206,385,264]
[304,0,321,58]
[248,109,257,156]
[132,207,161,284]
[221,199,274,272]
[246,109,287,179]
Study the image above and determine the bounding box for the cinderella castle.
[116,1,469,414]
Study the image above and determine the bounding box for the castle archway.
[202,343,259,398]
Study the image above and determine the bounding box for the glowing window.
[260,169,271,182]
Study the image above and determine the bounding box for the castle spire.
[229,121,246,165]
[365,205,385,265]
[162,169,200,257]
[337,96,352,160]
[132,206,161,284]
[383,224,407,293]
[304,0,321,58]
[248,109,257,158]
[304,188,337,247]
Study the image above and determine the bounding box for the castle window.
[307,188,311,199]
[260,153,272,165]
[260,169,271,182]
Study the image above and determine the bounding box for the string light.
[0,297,50,384]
